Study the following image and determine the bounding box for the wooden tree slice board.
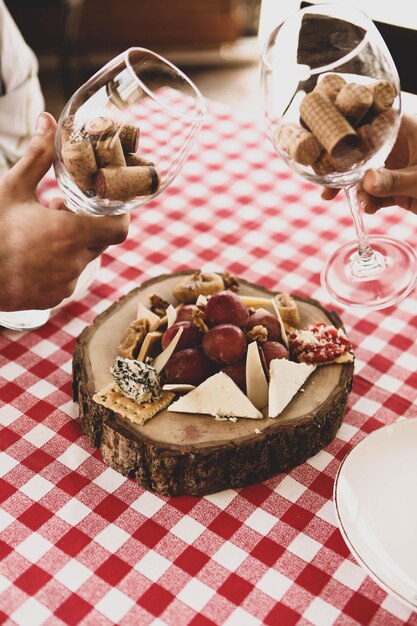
[73,271,354,496]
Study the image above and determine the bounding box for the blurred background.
[5,0,264,121]
[5,0,416,123]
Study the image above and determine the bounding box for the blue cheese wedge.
[268,358,316,418]
[168,372,263,419]
[110,356,162,404]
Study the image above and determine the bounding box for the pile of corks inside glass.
[61,115,161,201]
[276,75,397,174]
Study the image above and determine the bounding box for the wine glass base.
[0,309,51,331]
[321,236,417,311]
[54,256,101,309]
[0,257,101,332]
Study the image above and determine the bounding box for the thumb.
[362,166,417,200]
[4,112,57,199]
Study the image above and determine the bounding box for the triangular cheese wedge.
[196,294,208,306]
[137,331,163,362]
[268,358,316,418]
[166,304,177,328]
[136,302,161,331]
[168,372,263,419]
[153,326,183,374]
[271,298,289,349]
[246,341,269,409]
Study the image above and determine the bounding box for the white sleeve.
[0,0,44,176]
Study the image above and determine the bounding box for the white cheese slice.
[166,304,177,328]
[271,298,289,349]
[246,341,269,409]
[163,383,196,393]
[168,372,263,419]
[137,331,163,362]
[196,294,208,306]
[136,302,161,331]
[239,295,273,308]
[268,358,316,418]
[152,326,183,374]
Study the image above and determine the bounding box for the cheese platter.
[73,270,354,496]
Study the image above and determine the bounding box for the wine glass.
[0,48,205,332]
[54,46,206,215]
[261,3,417,310]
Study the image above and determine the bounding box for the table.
[1,99,417,626]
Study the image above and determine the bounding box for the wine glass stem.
[345,185,386,277]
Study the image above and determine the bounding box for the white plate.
[334,419,417,611]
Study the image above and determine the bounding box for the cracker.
[93,382,174,425]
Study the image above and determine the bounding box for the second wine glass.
[261,3,417,310]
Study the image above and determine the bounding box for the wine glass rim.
[261,2,374,75]
[124,46,206,121]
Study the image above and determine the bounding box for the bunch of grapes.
[162,291,289,391]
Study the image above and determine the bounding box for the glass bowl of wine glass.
[54,46,206,216]
[261,3,417,310]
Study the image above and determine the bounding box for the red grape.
[260,341,289,370]
[245,308,282,342]
[161,321,202,353]
[202,324,247,365]
[176,304,200,322]
[221,360,246,392]
[205,291,249,327]
[164,348,215,385]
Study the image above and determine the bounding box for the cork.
[335,83,373,125]
[94,165,161,201]
[380,108,397,125]
[314,74,346,102]
[300,91,359,156]
[126,153,155,167]
[357,113,391,152]
[311,152,336,176]
[84,116,116,140]
[276,123,321,165]
[83,116,126,168]
[93,133,126,168]
[61,137,97,192]
[312,145,364,175]
[371,80,396,113]
[61,115,75,143]
[119,124,140,154]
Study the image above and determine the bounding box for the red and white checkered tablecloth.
[1,98,417,626]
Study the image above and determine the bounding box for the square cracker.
[93,382,174,426]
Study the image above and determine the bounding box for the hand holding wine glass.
[261,3,417,310]
[322,113,417,214]
[0,113,129,330]
[360,114,417,214]
[0,47,205,331]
